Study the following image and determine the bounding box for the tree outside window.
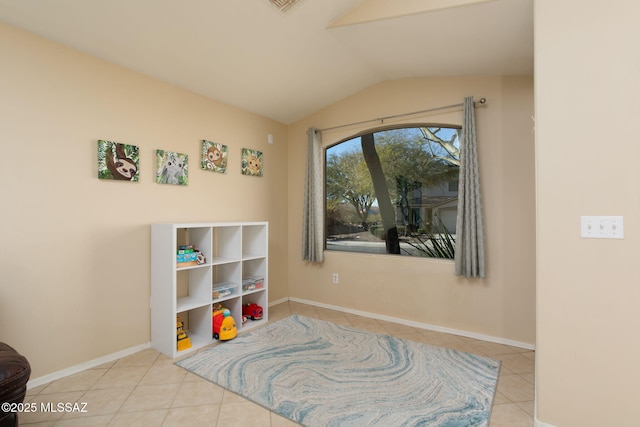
[325,126,460,258]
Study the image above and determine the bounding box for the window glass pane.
[325,126,460,258]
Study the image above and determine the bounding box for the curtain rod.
[317,97,486,133]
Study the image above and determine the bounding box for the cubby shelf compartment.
[151,222,268,358]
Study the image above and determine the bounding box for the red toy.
[242,303,263,320]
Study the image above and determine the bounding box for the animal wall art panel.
[241,148,263,177]
[97,140,140,182]
[156,150,188,185]
[201,140,228,173]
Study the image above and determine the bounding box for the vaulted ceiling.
[0,0,533,124]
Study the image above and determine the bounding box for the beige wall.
[535,1,640,426]
[0,20,538,391]
[288,76,536,345]
[0,23,289,379]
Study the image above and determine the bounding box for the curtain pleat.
[454,97,486,278]
[302,128,324,262]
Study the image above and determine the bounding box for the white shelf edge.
[176,296,211,313]
[211,256,241,265]
[176,263,210,271]
[242,254,266,261]
[242,288,266,297]
[212,295,241,305]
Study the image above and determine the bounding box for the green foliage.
[369,225,385,239]
[326,147,376,227]
[326,128,459,222]
[403,214,456,259]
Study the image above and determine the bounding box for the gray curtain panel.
[454,97,486,278]
[302,128,324,262]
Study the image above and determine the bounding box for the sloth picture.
[156,150,188,185]
[98,140,140,182]
[201,140,228,173]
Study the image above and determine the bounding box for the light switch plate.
[580,216,624,239]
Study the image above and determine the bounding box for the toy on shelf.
[242,302,263,321]
[176,245,206,268]
[176,317,192,351]
[196,250,206,265]
[242,276,264,292]
[212,304,237,340]
[212,284,235,300]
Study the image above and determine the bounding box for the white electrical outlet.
[580,216,624,239]
[332,273,339,284]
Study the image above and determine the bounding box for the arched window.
[325,125,460,258]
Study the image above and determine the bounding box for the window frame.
[324,123,462,259]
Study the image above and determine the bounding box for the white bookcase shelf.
[151,222,268,358]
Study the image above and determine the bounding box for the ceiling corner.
[327,0,497,28]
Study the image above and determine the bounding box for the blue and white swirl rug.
[176,315,500,426]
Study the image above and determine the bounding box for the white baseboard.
[534,419,556,427]
[268,297,289,307]
[28,297,534,389]
[286,297,535,350]
[27,342,151,389]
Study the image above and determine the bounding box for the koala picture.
[156,150,188,185]
[241,148,263,177]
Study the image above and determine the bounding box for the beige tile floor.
[20,301,534,426]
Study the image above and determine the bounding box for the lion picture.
[241,148,263,177]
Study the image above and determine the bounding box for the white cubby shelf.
[151,222,268,358]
